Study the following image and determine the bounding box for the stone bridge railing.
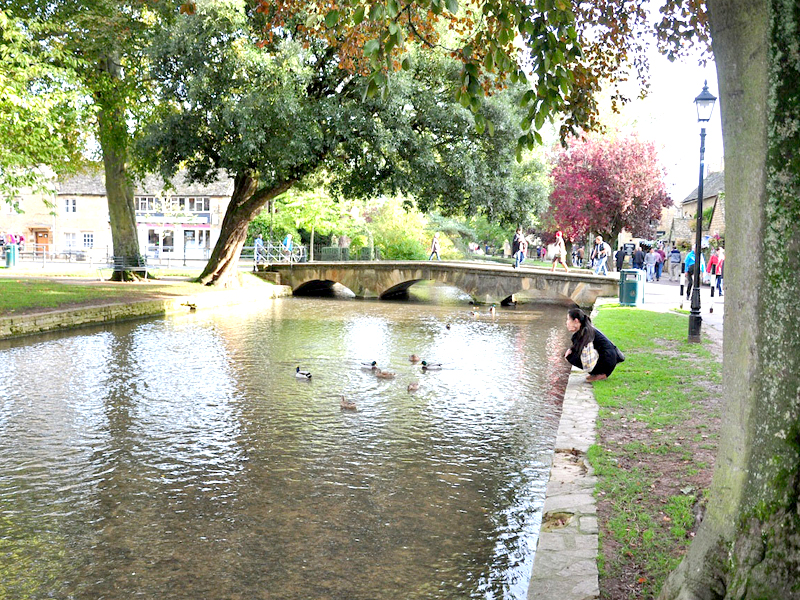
[265,260,619,307]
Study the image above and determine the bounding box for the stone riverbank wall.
[0,285,293,340]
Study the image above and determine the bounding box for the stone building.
[670,170,726,246]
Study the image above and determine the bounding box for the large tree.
[138,0,540,286]
[547,133,672,244]
[3,0,175,278]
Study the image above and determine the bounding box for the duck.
[469,310,479,317]
[361,360,378,371]
[489,304,496,315]
[421,361,443,371]
[409,354,421,363]
[340,395,357,411]
[375,369,396,379]
[445,323,451,330]
[407,381,420,392]
[295,366,312,379]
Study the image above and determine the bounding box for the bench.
[109,255,150,278]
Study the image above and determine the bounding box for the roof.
[57,168,235,197]
[682,170,725,205]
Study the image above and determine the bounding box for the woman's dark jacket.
[566,327,620,377]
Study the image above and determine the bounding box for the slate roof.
[682,170,725,205]
[57,168,235,197]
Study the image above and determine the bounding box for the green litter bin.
[4,243,17,268]
[619,268,644,306]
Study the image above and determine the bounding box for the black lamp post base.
[688,313,702,342]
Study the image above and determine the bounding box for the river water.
[0,291,571,600]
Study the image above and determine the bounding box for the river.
[0,290,571,599]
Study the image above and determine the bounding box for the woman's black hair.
[568,308,595,355]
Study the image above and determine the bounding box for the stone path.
[528,371,599,600]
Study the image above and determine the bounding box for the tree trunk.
[96,54,141,282]
[659,0,800,598]
[198,173,295,287]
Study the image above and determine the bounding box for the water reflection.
[0,297,571,599]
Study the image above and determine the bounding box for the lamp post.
[688,81,717,342]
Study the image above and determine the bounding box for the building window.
[136,196,158,212]
[186,197,210,212]
[64,232,77,248]
[83,232,94,248]
[65,198,77,213]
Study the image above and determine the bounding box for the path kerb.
[528,370,600,600]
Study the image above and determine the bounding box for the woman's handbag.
[580,342,600,372]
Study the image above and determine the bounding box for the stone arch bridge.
[265,261,618,307]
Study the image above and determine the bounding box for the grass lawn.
[588,307,722,599]
[0,273,272,316]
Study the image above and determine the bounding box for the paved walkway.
[528,277,723,600]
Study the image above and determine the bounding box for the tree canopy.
[137,0,544,285]
[547,132,672,244]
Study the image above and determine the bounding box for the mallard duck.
[375,369,396,379]
[469,310,479,317]
[295,366,312,379]
[340,395,357,411]
[445,323,451,330]
[421,361,443,370]
[409,354,421,363]
[489,304,496,315]
[407,381,420,392]
[361,360,378,371]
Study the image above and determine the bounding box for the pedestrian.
[550,231,570,272]
[644,247,657,282]
[655,245,666,281]
[684,245,706,300]
[632,245,645,270]
[615,247,625,271]
[707,247,720,281]
[428,232,441,261]
[564,307,624,382]
[515,235,528,268]
[577,246,585,268]
[254,233,265,264]
[592,235,611,276]
[511,228,522,267]
[668,245,682,281]
[716,248,725,296]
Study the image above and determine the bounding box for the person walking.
[551,231,570,272]
[592,235,611,276]
[564,308,623,382]
[655,245,666,281]
[668,245,682,281]
[684,245,705,300]
[644,247,658,282]
[254,233,265,264]
[515,235,528,268]
[716,248,725,296]
[511,228,522,267]
[615,246,626,271]
[632,245,645,270]
[428,232,441,260]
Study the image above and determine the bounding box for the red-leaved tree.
[547,134,672,245]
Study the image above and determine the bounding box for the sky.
[603,40,724,204]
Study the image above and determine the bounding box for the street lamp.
[688,81,717,342]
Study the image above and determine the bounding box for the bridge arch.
[265,261,617,307]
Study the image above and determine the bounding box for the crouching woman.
[564,308,623,382]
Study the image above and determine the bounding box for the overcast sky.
[609,41,723,204]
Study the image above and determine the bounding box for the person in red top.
[707,248,720,284]
[655,245,666,281]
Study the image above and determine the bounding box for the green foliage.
[381,238,428,260]
[0,11,88,201]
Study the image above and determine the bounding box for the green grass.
[0,279,206,315]
[588,308,721,599]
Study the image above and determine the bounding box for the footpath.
[528,276,724,600]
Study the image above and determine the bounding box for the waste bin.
[619,268,644,306]
[4,243,17,268]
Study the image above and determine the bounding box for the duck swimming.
[489,304,496,315]
[340,395,357,411]
[361,360,378,371]
[421,361,443,370]
[295,366,312,379]
[375,369,396,379]
[407,381,420,392]
[409,354,421,363]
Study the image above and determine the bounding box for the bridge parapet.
[267,260,619,307]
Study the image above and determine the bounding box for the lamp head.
[695,80,717,123]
